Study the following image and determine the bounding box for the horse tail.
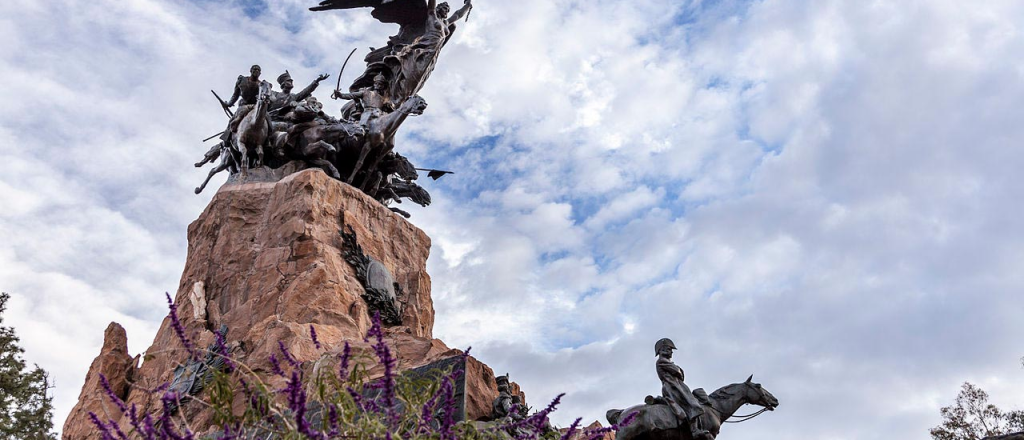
[607,409,623,425]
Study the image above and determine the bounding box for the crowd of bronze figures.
[195,0,470,218]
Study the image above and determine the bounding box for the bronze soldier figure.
[219,65,271,145]
[332,73,393,127]
[269,70,330,115]
[656,338,710,439]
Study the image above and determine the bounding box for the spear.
[202,131,225,142]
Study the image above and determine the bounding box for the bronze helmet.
[655,338,677,355]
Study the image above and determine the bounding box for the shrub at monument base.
[86,300,631,440]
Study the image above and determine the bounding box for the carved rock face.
[63,170,523,436]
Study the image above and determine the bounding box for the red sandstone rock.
[63,170,517,438]
[560,421,615,440]
[62,323,136,439]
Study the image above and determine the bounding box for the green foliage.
[91,305,618,440]
[930,382,1024,440]
[0,292,57,440]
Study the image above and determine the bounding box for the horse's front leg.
[347,139,373,184]
[196,161,229,194]
[256,141,265,168]
[238,142,250,180]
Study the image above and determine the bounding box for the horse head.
[388,153,419,181]
[391,180,431,207]
[740,375,779,411]
[402,95,429,116]
[258,81,273,102]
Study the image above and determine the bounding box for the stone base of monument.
[223,160,312,186]
[62,169,525,439]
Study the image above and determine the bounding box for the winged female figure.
[310,0,473,106]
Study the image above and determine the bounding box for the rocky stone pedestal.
[62,170,522,439]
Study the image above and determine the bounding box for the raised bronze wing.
[310,0,427,26]
[311,0,428,63]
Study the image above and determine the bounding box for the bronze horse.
[288,95,427,186]
[607,376,778,440]
[233,81,273,180]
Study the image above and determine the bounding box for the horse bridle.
[721,382,773,424]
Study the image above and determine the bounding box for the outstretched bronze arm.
[332,90,364,100]
[448,0,472,23]
[295,73,330,102]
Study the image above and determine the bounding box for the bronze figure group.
[195,0,472,218]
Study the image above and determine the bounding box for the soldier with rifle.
[197,65,271,167]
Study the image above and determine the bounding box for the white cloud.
[3,0,1024,438]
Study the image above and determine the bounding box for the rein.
[723,408,770,423]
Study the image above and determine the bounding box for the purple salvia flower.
[527,393,564,434]
[418,384,441,432]
[338,341,351,381]
[347,386,366,412]
[328,404,340,437]
[496,393,564,438]
[364,312,397,413]
[583,411,638,440]
[286,370,303,411]
[128,404,157,440]
[433,369,463,440]
[98,374,128,414]
[560,417,583,440]
[288,372,325,440]
[160,391,194,440]
[88,412,116,440]
[165,292,197,359]
[216,423,239,440]
[241,378,270,419]
[213,327,235,372]
[268,354,285,376]
[142,414,157,440]
[110,420,128,440]
[278,341,300,368]
[310,324,321,350]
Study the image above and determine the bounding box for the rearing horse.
[289,95,428,186]
[346,95,428,186]
[607,376,779,440]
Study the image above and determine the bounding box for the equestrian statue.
[606,338,779,440]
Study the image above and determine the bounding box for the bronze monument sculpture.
[606,338,779,440]
[194,0,469,219]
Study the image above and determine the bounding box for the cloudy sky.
[2,0,1024,438]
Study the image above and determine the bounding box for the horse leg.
[238,141,250,180]
[364,171,383,197]
[346,139,374,184]
[358,143,394,191]
[310,158,341,180]
[196,161,229,194]
[256,141,264,168]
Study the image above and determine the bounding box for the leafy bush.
[88,294,631,440]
